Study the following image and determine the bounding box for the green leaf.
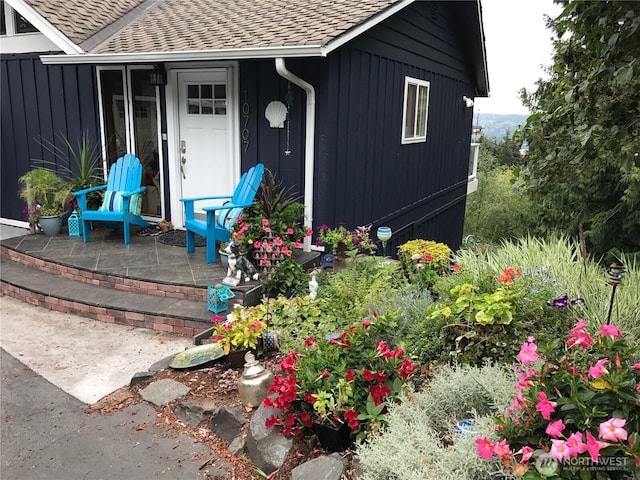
[614,64,633,85]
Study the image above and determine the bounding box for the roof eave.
[323,0,416,55]
[7,0,84,54]
[39,45,326,65]
[475,0,490,97]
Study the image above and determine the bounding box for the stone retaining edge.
[1,245,209,302]
[1,281,206,337]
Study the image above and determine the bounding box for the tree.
[517,0,640,255]
[478,135,522,170]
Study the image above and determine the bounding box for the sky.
[473,0,563,115]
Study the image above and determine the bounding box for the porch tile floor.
[1,225,226,286]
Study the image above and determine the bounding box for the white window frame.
[467,142,480,194]
[401,76,430,144]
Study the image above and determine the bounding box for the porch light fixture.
[149,65,166,86]
[463,96,474,108]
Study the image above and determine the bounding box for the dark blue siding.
[241,1,477,252]
[0,53,100,222]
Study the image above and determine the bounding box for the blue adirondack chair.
[72,154,149,244]
[180,163,264,263]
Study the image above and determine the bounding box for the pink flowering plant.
[316,224,378,255]
[263,312,418,442]
[476,321,640,478]
[210,306,268,355]
[229,169,310,256]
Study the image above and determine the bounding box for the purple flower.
[549,295,568,308]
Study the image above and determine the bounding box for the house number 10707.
[242,90,250,153]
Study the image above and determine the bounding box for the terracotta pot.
[312,421,352,452]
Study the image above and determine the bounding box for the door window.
[98,67,161,217]
[186,84,226,115]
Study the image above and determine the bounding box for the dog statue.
[224,241,259,282]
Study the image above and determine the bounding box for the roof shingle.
[26,0,146,44]
[90,0,398,54]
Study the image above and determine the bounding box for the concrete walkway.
[1,223,193,404]
[1,296,192,404]
[0,225,227,478]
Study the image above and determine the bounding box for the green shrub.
[357,364,517,480]
[455,236,640,350]
[261,257,309,297]
[397,239,451,273]
[263,295,338,353]
[369,284,435,348]
[463,166,540,244]
[407,261,575,365]
[316,256,406,322]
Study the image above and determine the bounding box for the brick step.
[0,251,254,337]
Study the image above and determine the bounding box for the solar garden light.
[606,261,625,325]
[376,226,392,258]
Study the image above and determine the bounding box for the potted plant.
[18,168,71,235]
[37,131,105,211]
[316,224,378,256]
[210,306,268,367]
[230,169,309,258]
[264,313,418,450]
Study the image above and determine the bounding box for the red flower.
[300,411,313,428]
[280,352,299,374]
[362,369,375,382]
[369,384,391,405]
[345,369,356,382]
[304,338,317,349]
[343,409,360,430]
[362,320,372,328]
[265,415,279,428]
[398,359,417,379]
[304,393,317,405]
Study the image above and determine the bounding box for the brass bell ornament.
[237,351,274,408]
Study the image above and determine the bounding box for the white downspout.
[275,57,315,252]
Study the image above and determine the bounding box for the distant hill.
[474,113,529,141]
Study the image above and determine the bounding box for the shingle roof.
[24,0,398,54]
[26,0,146,44]
[94,0,398,54]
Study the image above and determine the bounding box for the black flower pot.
[226,349,250,369]
[312,421,352,452]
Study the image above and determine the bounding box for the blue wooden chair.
[180,163,264,263]
[72,154,149,244]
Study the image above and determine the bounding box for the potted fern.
[19,168,70,235]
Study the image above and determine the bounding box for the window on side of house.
[467,142,480,194]
[401,77,430,144]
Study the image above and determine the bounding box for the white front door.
[175,69,236,225]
